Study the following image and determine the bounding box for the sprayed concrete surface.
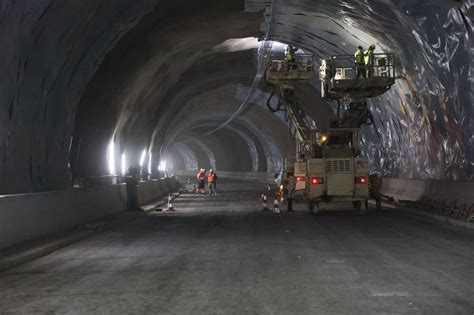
[0,179,473,314]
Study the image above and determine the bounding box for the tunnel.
[0,0,473,313]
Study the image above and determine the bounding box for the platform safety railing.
[267,53,314,73]
[320,53,395,81]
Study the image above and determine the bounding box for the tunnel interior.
[0,0,472,194]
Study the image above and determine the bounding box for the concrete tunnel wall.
[0,0,472,197]
[0,177,180,250]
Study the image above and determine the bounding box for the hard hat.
[209,169,213,172]
[358,46,363,50]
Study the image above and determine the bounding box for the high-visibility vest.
[364,50,374,65]
[208,173,217,183]
[354,50,364,64]
[197,172,205,180]
[286,49,296,62]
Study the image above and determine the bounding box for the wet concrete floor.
[1,179,473,314]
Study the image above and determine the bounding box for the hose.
[266,85,280,113]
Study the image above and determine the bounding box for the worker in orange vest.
[196,168,206,194]
[207,169,218,195]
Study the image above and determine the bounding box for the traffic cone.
[167,193,175,211]
[262,194,270,211]
[274,198,280,214]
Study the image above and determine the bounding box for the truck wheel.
[309,201,320,215]
[353,201,361,211]
[359,200,368,215]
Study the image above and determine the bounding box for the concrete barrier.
[380,178,474,205]
[0,178,180,250]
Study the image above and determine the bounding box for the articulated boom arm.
[280,87,311,143]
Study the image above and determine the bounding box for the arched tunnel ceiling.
[0,0,472,194]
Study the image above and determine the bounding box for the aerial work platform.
[265,54,314,85]
[320,53,396,100]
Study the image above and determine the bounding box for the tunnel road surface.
[1,179,473,314]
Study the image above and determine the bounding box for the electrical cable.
[266,85,280,113]
[197,0,277,138]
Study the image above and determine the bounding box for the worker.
[327,56,337,79]
[286,175,296,212]
[364,45,376,78]
[285,45,297,71]
[354,46,366,79]
[124,165,140,210]
[196,168,206,194]
[207,169,218,195]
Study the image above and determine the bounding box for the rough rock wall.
[251,0,473,179]
[0,0,158,193]
[1,0,472,194]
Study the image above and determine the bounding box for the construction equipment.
[265,46,396,214]
[306,128,369,214]
[319,53,396,101]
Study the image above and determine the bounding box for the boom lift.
[265,48,396,214]
[265,55,316,201]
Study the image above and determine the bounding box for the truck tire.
[309,201,320,215]
[359,200,368,215]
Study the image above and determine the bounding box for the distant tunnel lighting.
[139,149,147,167]
[107,140,116,175]
[121,153,127,176]
[147,152,152,174]
[158,160,168,172]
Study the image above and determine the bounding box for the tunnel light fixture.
[121,153,127,176]
[107,140,116,175]
[213,37,258,53]
[147,152,152,175]
[139,149,147,168]
[158,160,167,172]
